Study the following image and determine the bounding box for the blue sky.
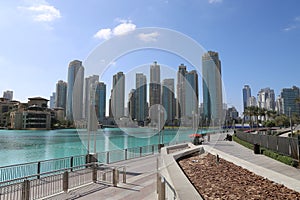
[1,0,300,114]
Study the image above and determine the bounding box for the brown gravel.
[178,153,300,200]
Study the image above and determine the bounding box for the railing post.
[157,173,160,194]
[102,172,106,181]
[63,171,69,192]
[70,157,74,172]
[113,168,119,187]
[125,149,128,160]
[85,154,90,168]
[140,147,142,157]
[92,165,97,183]
[37,161,41,179]
[106,152,110,164]
[158,176,165,200]
[123,167,126,183]
[22,179,30,200]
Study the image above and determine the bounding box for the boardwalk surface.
[46,154,159,200]
[45,131,300,199]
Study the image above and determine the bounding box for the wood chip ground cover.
[178,153,300,199]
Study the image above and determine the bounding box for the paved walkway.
[204,132,300,192]
[47,154,159,200]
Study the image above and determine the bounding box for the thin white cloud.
[113,22,136,36]
[283,16,300,32]
[138,32,160,42]
[284,25,297,32]
[19,2,61,22]
[27,5,61,22]
[94,20,136,40]
[94,28,112,40]
[208,0,223,4]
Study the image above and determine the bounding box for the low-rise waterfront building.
[10,97,51,130]
[0,98,19,128]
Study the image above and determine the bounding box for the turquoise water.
[0,128,200,167]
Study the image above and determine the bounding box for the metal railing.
[157,174,177,200]
[0,144,159,183]
[0,162,126,200]
[236,131,299,159]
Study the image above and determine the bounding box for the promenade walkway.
[46,154,159,200]
[48,131,300,199]
[204,132,300,192]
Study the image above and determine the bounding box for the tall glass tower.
[84,75,99,119]
[202,51,223,125]
[95,82,106,122]
[185,70,199,117]
[136,73,147,123]
[66,60,84,121]
[162,79,175,124]
[111,72,125,119]
[176,64,187,118]
[242,85,251,111]
[55,80,67,113]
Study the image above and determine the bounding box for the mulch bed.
[178,153,300,199]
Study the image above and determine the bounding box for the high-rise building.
[149,61,161,106]
[162,79,176,124]
[248,96,257,107]
[176,64,187,118]
[128,89,136,120]
[55,80,67,113]
[95,82,106,122]
[111,72,125,119]
[66,60,84,121]
[135,73,147,123]
[202,51,223,125]
[149,61,161,122]
[242,85,251,111]
[3,90,13,101]
[257,87,275,111]
[275,96,283,114]
[185,70,199,117]
[50,92,56,109]
[84,75,99,119]
[280,86,300,116]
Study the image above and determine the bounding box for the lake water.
[0,128,201,167]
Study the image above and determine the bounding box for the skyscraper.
[128,89,136,120]
[149,61,161,122]
[84,75,99,119]
[176,64,187,118]
[185,70,199,117]
[162,79,176,124]
[136,73,147,123]
[66,60,84,121]
[257,87,275,111]
[50,92,56,109]
[111,72,125,119]
[55,80,67,113]
[242,85,251,111]
[149,61,161,105]
[3,90,13,101]
[280,86,300,116]
[202,51,223,125]
[95,82,106,122]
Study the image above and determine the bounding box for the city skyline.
[1,1,300,114]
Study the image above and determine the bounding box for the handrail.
[162,176,177,199]
[0,162,125,186]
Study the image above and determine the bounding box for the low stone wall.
[159,143,204,200]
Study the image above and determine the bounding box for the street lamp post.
[289,107,293,137]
